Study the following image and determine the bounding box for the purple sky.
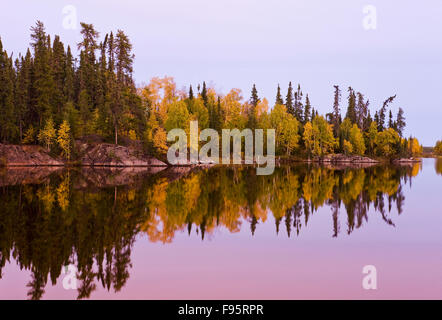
[1,0,441,145]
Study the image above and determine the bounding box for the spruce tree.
[201,81,208,107]
[248,84,259,129]
[286,82,294,116]
[189,85,194,100]
[332,85,341,137]
[275,84,284,105]
[304,94,311,124]
[396,107,406,137]
[345,87,357,124]
[0,38,17,142]
[378,95,396,131]
[30,21,56,126]
[293,84,303,122]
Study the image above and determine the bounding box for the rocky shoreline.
[0,143,422,167]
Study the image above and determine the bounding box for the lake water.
[0,158,441,299]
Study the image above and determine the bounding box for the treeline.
[0,21,422,159]
[0,21,143,151]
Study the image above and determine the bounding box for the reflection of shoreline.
[0,161,421,187]
[0,166,200,188]
[0,161,423,300]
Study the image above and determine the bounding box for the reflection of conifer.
[250,215,258,236]
[187,221,192,235]
[200,219,206,240]
[77,265,97,299]
[331,201,340,238]
[275,217,282,235]
[285,210,292,238]
[26,271,46,300]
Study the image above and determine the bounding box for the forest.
[0,21,426,161]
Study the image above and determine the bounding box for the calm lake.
[0,158,441,299]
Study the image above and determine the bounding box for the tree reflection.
[0,163,420,299]
[435,158,442,175]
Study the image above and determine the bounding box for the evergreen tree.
[189,85,194,100]
[250,84,259,107]
[14,54,31,142]
[332,85,341,137]
[356,92,368,130]
[396,107,406,137]
[304,94,311,124]
[30,21,56,126]
[285,81,294,116]
[388,110,394,128]
[200,81,208,107]
[216,96,223,132]
[248,84,259,129]
[293,84,303,122]
[345,87,357,124]
[378,95,396,131]
[0,38,17,142]
[275,84,284,105]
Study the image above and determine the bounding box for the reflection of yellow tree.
[302,167,337,208]
[56,175,70,211]
[435,158,442,176]
[36,183,55,213]
[0,163,424,300]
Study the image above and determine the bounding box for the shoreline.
[0,143,423,168]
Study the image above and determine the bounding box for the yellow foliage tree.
[435,140,442,155]
[165,100,190,132]
[365,121,378,155]
[22,125,37,144]
[349,124,366,155]
[57,120,72,160]
[305,116,336,156]
[38,118,57,151]
[374,128,400,157]
[223,88,246,129]
[408,137,422,156]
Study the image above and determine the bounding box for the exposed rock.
[0,167,63,186]
[77,143,167,167]
[73,167,167,189]
[0,144,63,166]
[392,157,422,163]
[312,154,379,163]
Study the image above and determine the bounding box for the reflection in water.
[0,163,421,299]
[435,158,442,175]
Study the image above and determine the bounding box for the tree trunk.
[115,123,118,145]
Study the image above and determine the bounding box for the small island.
[0,21,435,168]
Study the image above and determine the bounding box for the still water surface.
[0,158,441,299]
